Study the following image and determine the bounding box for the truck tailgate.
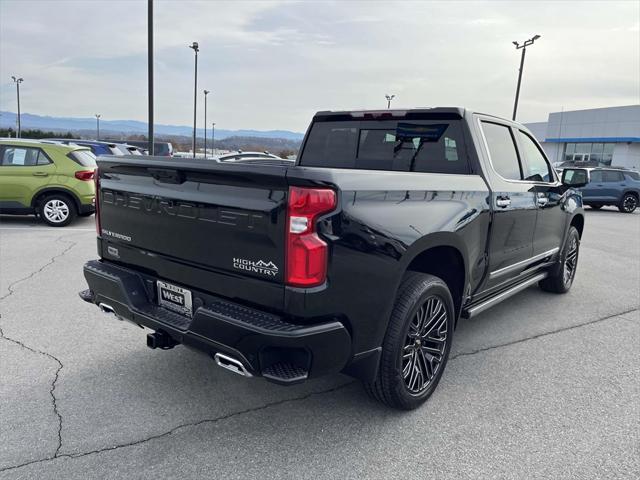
[96,156,289,309]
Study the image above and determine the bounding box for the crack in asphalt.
[1,306,637,474]
[0,329,64,459]
[0,234,77,466]
[0,381,356,473]
[0,236,77,301]
[449,305,639,361]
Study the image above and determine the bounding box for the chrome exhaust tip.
[214,353,253,377]
[98,303,115,314]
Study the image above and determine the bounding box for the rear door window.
[1,146,41,166]
[481,122,522,180]
[589,171,603,183]
[300,120,469,174]
[603,170,624,182]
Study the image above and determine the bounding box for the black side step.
[462,272,547,319]
[262,363,309,385]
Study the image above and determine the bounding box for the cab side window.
[481,122,522,180]
[516,130,553,182]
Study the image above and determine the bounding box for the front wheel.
[539,226,580,293]
[365,272,454,410]
[618,193,638,213]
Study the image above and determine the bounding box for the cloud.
[0,0,638,131]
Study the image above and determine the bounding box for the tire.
[38,194,77,227]
[539,226,580,294]
[618,193,638,213]
[588,205,602,210]
[365,272,454,410]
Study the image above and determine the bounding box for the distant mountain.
[0,111,304,141]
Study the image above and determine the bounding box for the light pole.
[95,114,101,140]
[511,34,541,121]
[148,0,154,155]
[11,76,23,137]
[203,89,210,159]
[189,41,199,158]
[385,94,395,109]
[212,122,215,153]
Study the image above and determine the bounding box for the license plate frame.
[157,280,193,317]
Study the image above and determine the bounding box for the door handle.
[496,197,511,208]
[32,172,48,177]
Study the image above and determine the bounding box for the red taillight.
[286,187,336,287]
[94,168,101,235]
[75,170,95,181]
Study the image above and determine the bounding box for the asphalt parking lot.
[0,208,638,480]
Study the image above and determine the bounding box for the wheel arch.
[32,187,82,211]
[399,233,468,327]
[570,213,584,238]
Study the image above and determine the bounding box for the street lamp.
[511,34,541,121]
[203,90,210,159]
[95,114,101,140]
[189,41,199,158]
[11,76,23,138]
[212,122,216,153]
[385,94,395,109]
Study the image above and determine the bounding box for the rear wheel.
[365,272,454,410]
[539,226,580,293]
[618,193,638,213]
[39,194,77,227]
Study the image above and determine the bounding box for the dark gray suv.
[562,167,640,213]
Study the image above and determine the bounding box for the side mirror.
[561,169,588,189]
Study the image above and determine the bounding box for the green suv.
[0,139,97,226]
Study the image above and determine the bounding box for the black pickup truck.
[80,108,586,410]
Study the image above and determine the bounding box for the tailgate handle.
[148,168,185,184]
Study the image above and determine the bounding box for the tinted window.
[563,169,588,185]
[301,120,469,174]
[517,130,553,182]
[481,122,522,180]
[67,150,97,167]
[603,170,624,182]
[590,171,603,183]
[1,147,42,166]
[625,171,640,181]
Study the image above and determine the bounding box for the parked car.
[217,151,282,162]
[121,140,173,157]
[561,167,639,213]
[80,108,586,410]
[44,139,121,156]
[0,139,96,226]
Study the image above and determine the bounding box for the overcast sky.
[1,0,638,131]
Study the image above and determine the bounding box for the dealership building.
[524,105,640,169]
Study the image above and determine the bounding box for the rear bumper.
[81,260,351,384]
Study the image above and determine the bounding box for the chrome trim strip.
[466,272,548,318]
[489,247,559,280]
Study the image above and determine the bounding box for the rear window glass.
[603,170,624,182]
[300,120,469,174]
[67,150,97,167]
[625,171,640,180]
